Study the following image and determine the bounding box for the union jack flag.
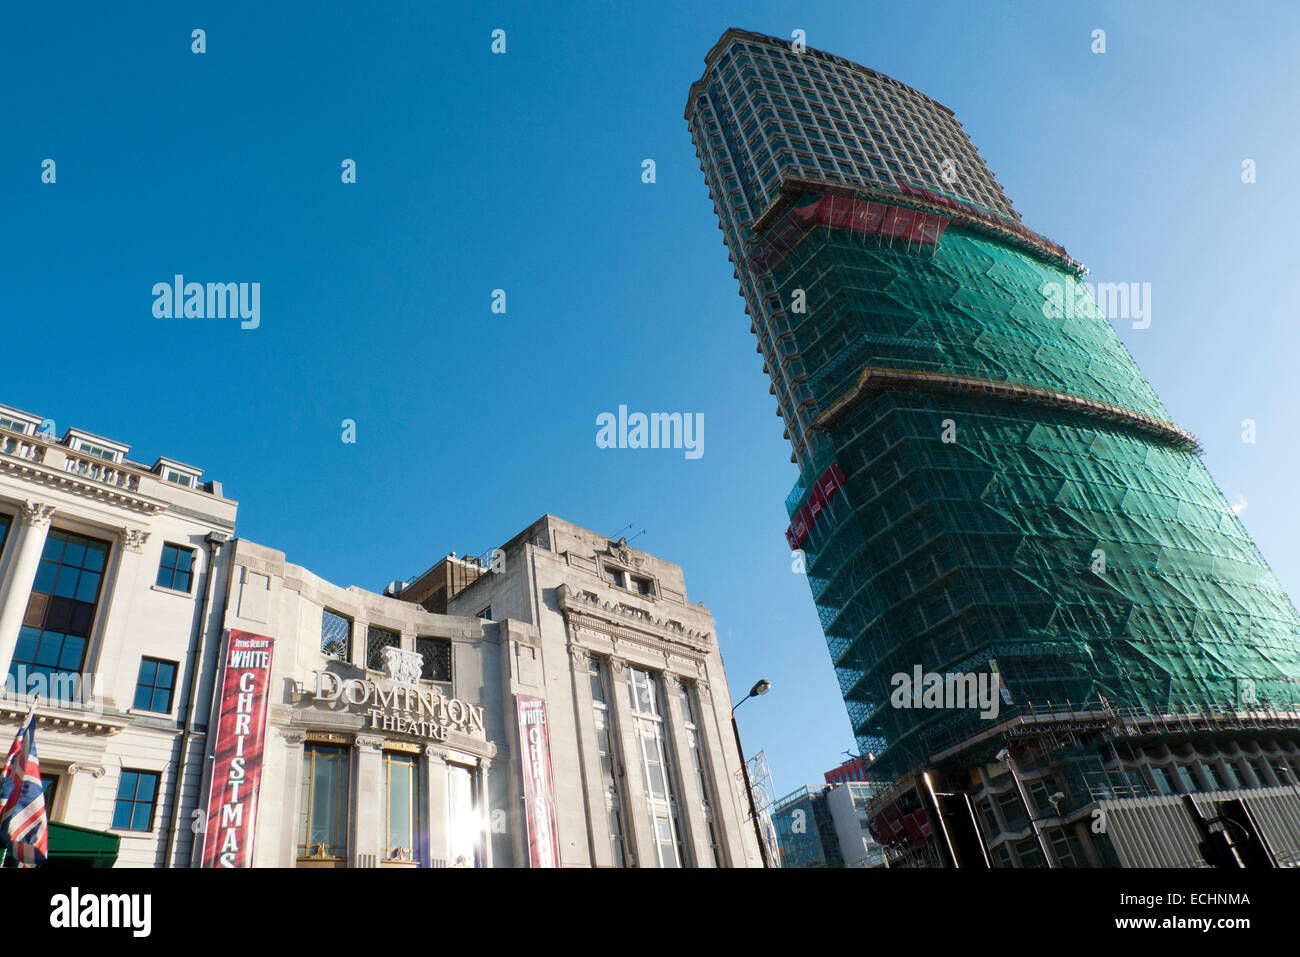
[0,711,48,867]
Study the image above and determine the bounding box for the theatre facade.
[0,403,761,867]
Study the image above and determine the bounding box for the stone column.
[607,657,654,866]
[478,757,493,868]
[425,744,449,866]
[568,645,615,867]
[0,501,54,681]
[352,734,384,867]
[661,673,712,867]
[278,730,307,867]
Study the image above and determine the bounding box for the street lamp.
[732,679,772,867]
[996,748,1055,868]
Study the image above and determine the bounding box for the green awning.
[44,821,121,868]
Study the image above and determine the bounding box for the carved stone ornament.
[605,538,643,568]
[280,729,308,745]
[22,501,55,527]
[123,528,151,553]
[382,646,424,686]
[568,644,589,665]
[355,734,385,752]
[67,763,106,778]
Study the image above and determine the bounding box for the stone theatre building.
[0,402,761,868]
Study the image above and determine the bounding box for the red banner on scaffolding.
[786,461,849,550]
[752,194,951,273]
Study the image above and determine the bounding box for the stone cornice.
[0,701,131,736]
[557,583,713,654]
[0,453,169,517]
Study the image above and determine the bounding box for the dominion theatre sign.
[305,650,485,740]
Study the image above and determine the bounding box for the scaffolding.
[762,188,1300,776]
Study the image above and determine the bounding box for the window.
[162,468,195,488]
[112,770,160,831]
[606,566,627,589]
[417,636,452,683]
[678,680,721,866]
[366,626,400,672]
[995,790,1028,830]
[75,441,117,462]
[627,667,686,867]
[476,606,492,621]
[447,763,481,867]
[1151,766,1175,795]
[41,774,59,816]
[8,530,110,693]
[133,657,178,713]
[633,577,653,597]
[384,751,420,864]
[321,610,351,661]
[1013,838,1044,868]
[299,744,349,863]
[1049,828,1085,867]
[589,657,627,866]
[156,543,195,592]
[0,513,10,557]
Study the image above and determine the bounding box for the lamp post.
[996,747,1055,868]
[732,679,772,868]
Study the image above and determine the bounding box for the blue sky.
[3,1,1299,797]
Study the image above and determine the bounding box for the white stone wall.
[0,421,236,868]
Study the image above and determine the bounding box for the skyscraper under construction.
[687,28,1300,868]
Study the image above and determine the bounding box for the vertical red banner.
[515,694,560,868]
[200,629,275,868]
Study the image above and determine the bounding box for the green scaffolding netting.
[768,200,1300,775]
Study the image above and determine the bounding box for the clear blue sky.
[3,1,1298,797]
